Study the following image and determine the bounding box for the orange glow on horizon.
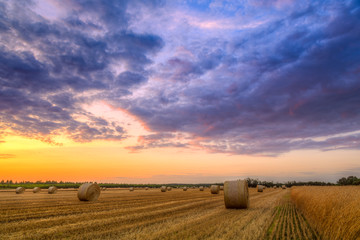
[1,136,360,183]
[1,105,360,184]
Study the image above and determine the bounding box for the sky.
[0,0,360,184]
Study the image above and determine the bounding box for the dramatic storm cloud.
[1,0,359,155]
[0,0,163,143]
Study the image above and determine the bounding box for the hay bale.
[129,187,134,191]
[16,187,25,194]
[273,186,277,189]
[48,186,57,194]
[199,186,204,191]
[78,183,100,201]
[102,187,107,191]
[145,187,149,190]
[257,185,264,192]
[161,186,167,192]
[33,187,41,193]
[167,187,172,191]
[220,186,224,190]
[183,187,187,191]
[210,185,220,194]
[282,185,286,189]
[224,180,249,209]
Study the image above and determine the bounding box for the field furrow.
[265,192,320,240]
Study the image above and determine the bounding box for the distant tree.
[337,177,346,185]
[245,178,260,188]
[337,176,359,185]
[347,176,358,185]
[355,179,360,185]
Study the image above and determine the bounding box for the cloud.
[0,0,163,143]
[335,167,360,177]
[1,0,359,156]
[0,154,15,159]
[109,174,247,184]
[126,132,188,152]
[123,0,360,155]
[115,71,147,87]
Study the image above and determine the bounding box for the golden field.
[291,186,360,240]
[0,187,317,240]
[3,186,359,240]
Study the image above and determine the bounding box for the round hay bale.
[33,187,41,193]
[282,185,286,189]
[161,186,167,192]
[129,187,134,192]
[48,186,57,194]
[257,185,264,192]
[167,187,172,191]
[220,186,224,190]
[78,183,100,201]
[102,187,107,191]
[273,186,277,189]
[199,186,204,191]
[224,180,249,209]
[16,187,25,194]
[145,187,149,190]
[183,187,187,191]
[210,185,220,194]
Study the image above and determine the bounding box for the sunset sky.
[1,0,359,183]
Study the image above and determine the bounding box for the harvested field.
[291,186,360,240]
[0,188,315,240]
[265,193,320,240]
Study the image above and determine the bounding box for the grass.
[291,186,360,240]
[0,187,291,240]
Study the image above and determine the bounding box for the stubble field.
[0,187,320,240]
[291,186,360,240]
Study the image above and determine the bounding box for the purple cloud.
[1,0,359,155]
[0,0,163,143]
[124,0,360,155]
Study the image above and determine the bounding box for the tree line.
[0,180,214,189]
[0,176,358,189]
[245,176,360,187]
[336,176,360,185]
